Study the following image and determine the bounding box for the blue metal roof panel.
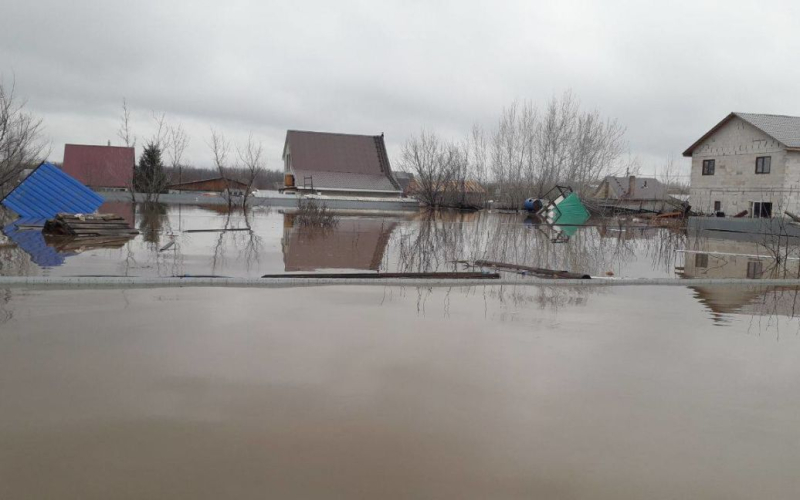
[1,163,104,219]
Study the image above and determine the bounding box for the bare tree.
[208,128,233,208]
[0,78,48,196]
[166,122,189,184]
[658,154,689,194]
[117,98,136,148]
[237,133,265,209]
[400,130,457,207]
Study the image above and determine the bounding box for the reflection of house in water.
[681,230,800,320]
[282,215,397,271]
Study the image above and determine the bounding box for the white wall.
[689,116,786,215]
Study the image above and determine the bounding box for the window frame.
[713,201,721,212]
[752,201,773,218]
[702,159,715,175]
[746,260,763,279]
[755,156,771,174]
[695,253,709,268]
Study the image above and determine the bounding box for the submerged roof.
[683,112,800,156]
[284,130,401,192]
[62,144,135,188]
[1,163,104,220]
[598,176,669,200]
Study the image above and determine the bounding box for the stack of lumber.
[43,213,139,238]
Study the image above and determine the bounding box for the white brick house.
[684,113,800,217]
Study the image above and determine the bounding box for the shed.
[62,144,135,189]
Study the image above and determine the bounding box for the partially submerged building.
[282,130,403,198]
[684,112,800,217]
[591,175,677,213]
[62,144,135,190]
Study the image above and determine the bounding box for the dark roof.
[284,130,401,192]
[62,144,135,188]
[683,112,800,156]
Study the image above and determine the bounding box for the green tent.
[549,193,590,236]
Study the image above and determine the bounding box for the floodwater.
[2,203,800,499]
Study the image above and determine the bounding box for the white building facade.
[684,113,800,217]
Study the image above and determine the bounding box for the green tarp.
[549,193,590,236]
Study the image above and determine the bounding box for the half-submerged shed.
[591,175,678,213]
[282,130,403,198]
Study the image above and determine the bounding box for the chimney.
[628,175,636,198]
[107,140,111,146]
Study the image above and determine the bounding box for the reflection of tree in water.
[210,208,264,276]
[392,211,688,311]
[137,202,169,247]
[0,288,12,325]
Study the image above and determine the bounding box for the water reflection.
[282,214,397,271]
[682,229,800,322]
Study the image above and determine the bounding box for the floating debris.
[43,213,139,238]
[474,260,591,279]
[260,272,500,279]
[184,228,251,233]
[159,241,176,252]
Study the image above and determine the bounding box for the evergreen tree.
[134,141,167,195]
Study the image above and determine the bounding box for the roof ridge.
[65,143,135,149]
[287,129,381,139]
[735,112,800,119]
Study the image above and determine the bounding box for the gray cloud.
[2,0,799,176]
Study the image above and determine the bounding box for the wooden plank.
[260,272,500,280]
[473,260,591,279]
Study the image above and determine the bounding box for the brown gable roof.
[284,130,401,192]
[62,144,135,188]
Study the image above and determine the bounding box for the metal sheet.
[1,163,104,219]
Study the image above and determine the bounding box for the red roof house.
[62,144,135,189]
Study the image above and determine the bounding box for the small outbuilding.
[282,130,403,198]
[592,175,677,213]
[62,144,135,190]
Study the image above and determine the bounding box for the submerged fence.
[2,276,800,290]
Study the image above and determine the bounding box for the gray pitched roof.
[735,113,800,148]
[683,112,800,156]
[596,176,669,200]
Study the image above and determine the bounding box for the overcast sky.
[2,0,799,177]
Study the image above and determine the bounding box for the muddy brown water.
[2,204,800,498]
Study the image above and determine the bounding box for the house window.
[713,201,721,212]
[702,159,715,175]
[695,253,709,268]
[752,202,773,218]
[755,156,771,174]
[746,260,763,279]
